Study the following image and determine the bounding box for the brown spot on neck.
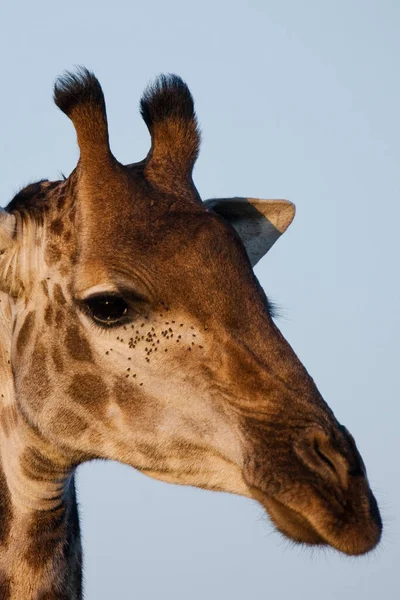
[24,342,51,411]
[16,311,36,356]
[52,346,64,373]
[64,229,72,243]
[45,243,62,266]
[24,479,82,596]
[25,506,66,567]
[0,571,11,600]
[55,309,65,327]
[0,468,12,545]
[44,304,53,325]
[53,284,66,305]
[50,218,64,236]
[0,405,18,438]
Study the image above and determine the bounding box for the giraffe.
[0,69,381,599]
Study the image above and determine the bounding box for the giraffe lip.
[252,489,326,546]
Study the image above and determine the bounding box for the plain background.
[0,1,398,598]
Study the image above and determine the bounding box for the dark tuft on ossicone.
[140,74,197,131]
[53,67,111,160]
[140,74,201,177]
[53,67,106,117]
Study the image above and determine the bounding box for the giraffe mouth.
[251,486,382,555]
[252,490,326,546]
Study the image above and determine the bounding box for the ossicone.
[140,74,201,183]
[53,67,114,169]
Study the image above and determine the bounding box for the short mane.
[6,180,60,214]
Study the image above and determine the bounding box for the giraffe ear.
[204,197,295,267]
[0,209,17,294]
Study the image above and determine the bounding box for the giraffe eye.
[84,294,129,326]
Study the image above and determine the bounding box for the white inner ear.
[204,198,295,267]
[232,212,281,267]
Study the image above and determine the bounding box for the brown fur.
[0,470,12,545]
[23,342,51,411]
[53,284,66,306]
[68,373,108,414]
[51,408,87,437]
[49,219,64,236]
[45,244,62,266]
[44,304,53,326]
[0,406,17,438]
[65,327,93,363]
[16,311,36,355]
[0,571,11,600]
[51,347,64,373]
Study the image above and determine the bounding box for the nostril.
[313,439,337,474]
[295,429,349,488]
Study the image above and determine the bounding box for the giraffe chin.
[253,490,381,556]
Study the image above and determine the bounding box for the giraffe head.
[0,69,381,556]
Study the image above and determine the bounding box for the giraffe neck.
[0,293,83,599]
[0,475,82,599]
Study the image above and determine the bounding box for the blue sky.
[1,1,399,598]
